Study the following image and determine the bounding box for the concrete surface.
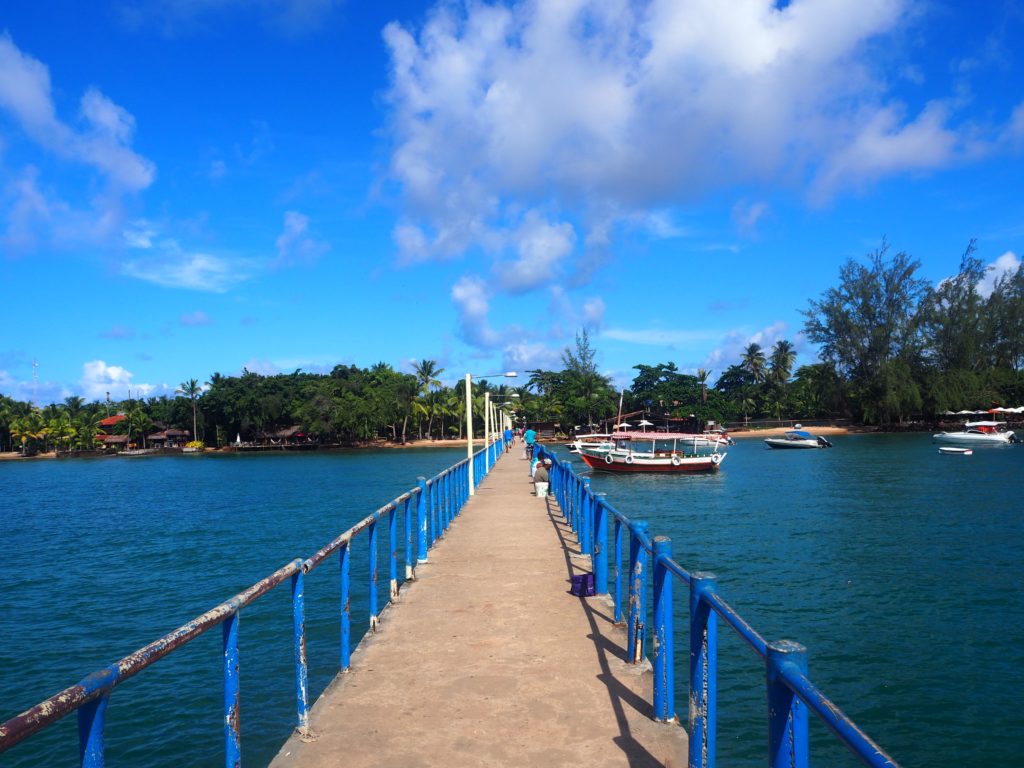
[269,449,688,767]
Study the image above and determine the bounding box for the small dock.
[269,449,688,767]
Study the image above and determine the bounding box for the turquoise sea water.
[1,437,1022,767]
[554,433,1024,768]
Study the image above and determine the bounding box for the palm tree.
[10,412,44,456]
[176,379,202,442]
[412,360,445,438]
[769,340,797,383]
[741,343,768,383]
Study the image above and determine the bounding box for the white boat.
[933,421,1018,445]
[566,433,612,454]
[576,431,727,473]
[764,427,833,449]
[938,446,973,456]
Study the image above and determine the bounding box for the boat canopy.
[612,431,720,441]
[786,430,814,439]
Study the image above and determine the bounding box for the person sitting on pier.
[533,458,551,497]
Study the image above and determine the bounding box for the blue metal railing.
[0,438,506,767]
[535,445,901,768]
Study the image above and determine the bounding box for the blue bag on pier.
[570,572,595,597]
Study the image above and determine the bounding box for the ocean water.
[0,449,464,768]
[557,433,1024,768]
[1,437,1021,767]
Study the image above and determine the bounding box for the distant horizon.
[2,2,1022,404]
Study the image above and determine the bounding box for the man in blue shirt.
[523,427,536,459]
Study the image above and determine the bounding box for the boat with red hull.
[576,431,727,473]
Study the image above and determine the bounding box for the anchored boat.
[576,430,727,473]
[933,421,1018,445]
[764,426,833,450]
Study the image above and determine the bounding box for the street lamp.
[466,371,517,495]
[484,392,520,472]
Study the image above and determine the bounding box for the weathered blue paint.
[339,541,351,672]
[389,506,399,600]
[368,521,379,630]
[222,611,241,768]
[580,477,592,557]
[77,692,109,768]
[627,520,650,664]
[689,572,718,768]
[652,536,675,723]
[593,496,608,596]
[291,563,310,733]
[767,641,809,768]
[613,517,624,624]
[404,495,414,581]
[416,477,428,564]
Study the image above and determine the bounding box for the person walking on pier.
[524,426,536,459]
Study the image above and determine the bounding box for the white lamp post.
[466,371,517,495]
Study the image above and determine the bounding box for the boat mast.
[615,389,624,430]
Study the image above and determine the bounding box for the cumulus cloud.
[274,210,330,268]
[80,360,155,401]
[0,35,155,191]
[383,0,1017,284]
[701,321,791,373]
[451,275,502,349]
[495,211,576,293]
[122,233,253,292]
[977,250,1021,298]
[0,34,154,251]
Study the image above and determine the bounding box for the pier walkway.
[270,449,688,768]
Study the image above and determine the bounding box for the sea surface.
[1,437,1021,767]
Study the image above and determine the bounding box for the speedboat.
[933,421,1018,445]
[566,433,612,454]
[576,431,727,473]
[764,427,833,449]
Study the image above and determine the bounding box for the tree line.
[2,241,1022,454]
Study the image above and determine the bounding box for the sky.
[1,0,1023,405]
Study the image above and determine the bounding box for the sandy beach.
[727,425,852,439]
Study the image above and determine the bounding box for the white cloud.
[603,327,726,346]
[701,321,791,372]
[501,341,561,373]
[495,211,576,293]
[977,250,1021,298]
[451,275,502,349]
[274,210,330,268]
[383,0,1016,277]
[122,239,252,292]
[0,34,155,192]
[79,360,155,401]
[581,297,606,329]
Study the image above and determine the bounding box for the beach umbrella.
[617,422,632,430]
[637,419,653,431]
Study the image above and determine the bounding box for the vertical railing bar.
[416,478,428,563]
[653,537,675,723]
[767,642,809,768]
[627,520,649,663]
[339,541,351,672]
[290,562,310,734]
[222,611,240,768]
[77,692,110,768]
[614,517,624,623]
[594,496,608,596]
[690,572,718,768]
[389,505,398,600]
[404,496,414,580]
[368,521,379,631]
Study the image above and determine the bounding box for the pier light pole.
[466,371,518,496]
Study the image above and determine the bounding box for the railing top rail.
[0,558,302,752]
[777,657,900,768]
[705,589,769,657]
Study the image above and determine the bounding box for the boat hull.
[933,432,1014,445]
[938,446,973,455]
[763,438,820,449]
[578,451,724,473]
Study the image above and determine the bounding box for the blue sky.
[2,0,1022,404]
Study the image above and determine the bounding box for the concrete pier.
[269,448,688,767]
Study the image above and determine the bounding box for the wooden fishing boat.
[576,431,727,473]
